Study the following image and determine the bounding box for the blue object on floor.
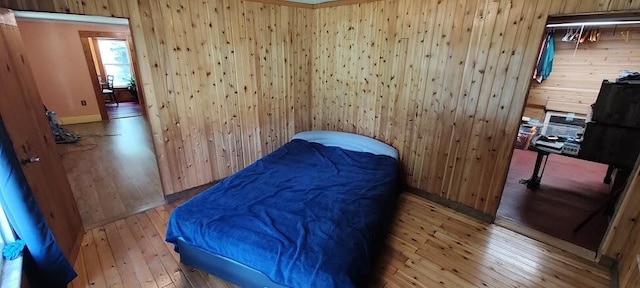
[2,239,25,260]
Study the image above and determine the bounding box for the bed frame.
[174,131,398,287]
[177,237,287,287]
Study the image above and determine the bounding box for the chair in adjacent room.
[101,75,118,106]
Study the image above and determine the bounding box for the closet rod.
[547,20,640,28]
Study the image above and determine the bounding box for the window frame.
[96,38,133,89]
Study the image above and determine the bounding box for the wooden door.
[0,9,83,261]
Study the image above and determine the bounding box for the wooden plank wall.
[3,0,636,217]
[3,1,640,285]
[524,27,640,120]
[126,0,313,194]
[0,0,313,194]
[601,158,640,288]
[310,0,640,217]
[312,2,640,285]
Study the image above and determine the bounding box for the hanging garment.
[535,32,555,83]
[532,33,549,81]
[0,119,77,288]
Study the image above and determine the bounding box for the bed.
[165,131,399,287]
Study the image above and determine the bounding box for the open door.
[0,8,83,260]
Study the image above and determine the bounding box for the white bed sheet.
[292,131,398,160]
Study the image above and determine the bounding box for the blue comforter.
[166,139,398,287]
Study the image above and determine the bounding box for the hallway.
[106,102,143,120]
[57,116,164,228]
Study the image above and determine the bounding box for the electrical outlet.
[81,100,87,106]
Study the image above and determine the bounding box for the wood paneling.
[125,0,312,193]
[80,36,109,120]
[310,0,640,217]
[2,0,313,194]
[309,3,640,286]
[524,27,640,119]
[69,192,611,288]
[3,0,635,220]
[3,1,640,285]
[600,158,640,288]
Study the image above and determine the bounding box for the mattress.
[166,138,399,287]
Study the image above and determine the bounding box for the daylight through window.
[97,39,132,88]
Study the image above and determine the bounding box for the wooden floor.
[107,102,143,119]
[68,193,611,288]
[58,116,165,228]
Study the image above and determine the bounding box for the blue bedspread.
[166,139,398,287]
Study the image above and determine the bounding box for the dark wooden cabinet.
[579,81,640,168]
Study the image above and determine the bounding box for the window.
[97,39,132,88]
[0,202,21,288]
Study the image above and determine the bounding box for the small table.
[520,136,570,189]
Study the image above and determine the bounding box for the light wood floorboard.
[68,193,610,287]
[57,116,165,228]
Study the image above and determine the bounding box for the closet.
[496,15,640,258]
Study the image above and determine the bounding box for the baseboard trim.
[406,186,495,223]
[84,181,222,230]
[494,217,598,261]
[59,114,102,125]
[164,181,220,203]
[609,259,619,288]
[83,199,167,230]
[599,254,617,268]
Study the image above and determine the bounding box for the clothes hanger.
[580,28,589,43]
[562,27,573,42]
[621,30,629,42]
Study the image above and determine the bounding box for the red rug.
[497,149,611,251]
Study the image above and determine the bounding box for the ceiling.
[14,10,128,25]
[285,0,336,3]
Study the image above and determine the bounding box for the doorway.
[496,14,640,258]
[14,12,164,229]
[79,31,146,121]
